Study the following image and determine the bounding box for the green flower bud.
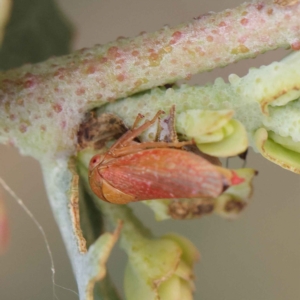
[124,234,199,300]
[176,109,248,157]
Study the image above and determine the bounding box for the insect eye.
[89,155,101,170]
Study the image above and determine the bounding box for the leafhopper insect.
[88,111,244,204]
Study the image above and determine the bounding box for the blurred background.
[0,0,299,299]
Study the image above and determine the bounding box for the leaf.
[254,127,300,173]
[83,224,122,300]
[197,120,248,157]
[176,109,248,157]
[0,0,73,70]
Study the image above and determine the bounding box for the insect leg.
[110,140,194,158]
[131,113,145,130]
[109,110,165,152]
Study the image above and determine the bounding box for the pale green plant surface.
[1,1,300,300]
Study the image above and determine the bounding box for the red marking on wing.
[231,170,245,185]
[99,148,226,200]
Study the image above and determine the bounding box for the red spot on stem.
[76,87,86,96]
[131,50,139,57]
[107,46,121,58]
[17,98,24,106]
[116,74,125,82]
[170,31,182,44]
[24,79,36,89]
[291,40,300,50]
[86,65,96,74]
[37,97,45,104]
[19,124,28,133]
[255,3,264,10]
[52,104,62,113]
[240,18,249,25]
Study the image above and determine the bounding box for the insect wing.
[89,168,107,201]
[99,148,226,200]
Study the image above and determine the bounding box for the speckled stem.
[0,1,300,159]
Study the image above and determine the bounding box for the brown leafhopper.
[88,111,243,204]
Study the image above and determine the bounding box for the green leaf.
[0,0,72,70]
[94,277,122,300]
